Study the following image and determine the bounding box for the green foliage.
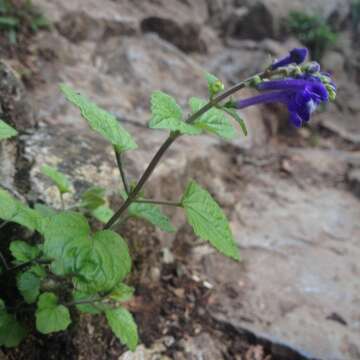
[91,205,114,223]
[72,291,104,314]
[0,0,49,44]
[0,299,27,347]
[287,11,337,59]
[79,186,106,210]
[74,230,131,293]
[181,180,240,261]
[17,270,41,303]
[35,293,71,334]
[189,97,236,140]
[41,165,71,194]
[149,91,202,135]
[109,283,135,302]
[105,307,138,351]
[10,240,40,263]
[205,72,224,97]
[0,65,255,352]
[120,191,175,233]
[0,119,17,140]
[222,107,248,136]
[43,211,90,275]
[0,188,42,231]
[60,84,137,153]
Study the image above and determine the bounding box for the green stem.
[104,72,265,229]
[134,199,181,207]
[60,192,65,210]
[114,147,130,194]
[66,296,103,307]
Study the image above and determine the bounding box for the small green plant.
[287,11,337,60]
[0,0,49,44]
[0,49,336,351]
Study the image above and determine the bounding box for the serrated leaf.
[149,91,202,135]
[80,186,106,210]
[0,119,17,140]
[75,230,131,293]
[222,107,248,136]
[41,165,71,194]
[128,202,175,233]
[35,292,71,334]
[181,181,240,260]
[0,188,41,231]
[189,97,236,140]
[43,212,90,275]
[105,307,138,351]
[91,205,114,223]
[109,283,134,302]
[60,84,137,152]
[0,309,27,348]
[72,291,105,314]
[17,271,41,304]
[10,240,40,263]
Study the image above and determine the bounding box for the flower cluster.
[234,48,336,127]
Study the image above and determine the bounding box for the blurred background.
[1,0,360,359]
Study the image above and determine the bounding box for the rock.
[347,168,360,199]
[141,17,207,53]
[321,51,346,79]
[192,148,360,360]
[0,61,35,195]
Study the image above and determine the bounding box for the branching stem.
[114,147,130,194]
[104,72,265,229]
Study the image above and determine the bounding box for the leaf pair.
[149,91,247,138]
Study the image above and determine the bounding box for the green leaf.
[41,164,71,194]
[75,230,131,293]
[10,240,40,263]
[222,107,248,136]
[28,264,47,279]
[91,205,114,223]
[149,91,202,135]
[0,119,17,140]
[189,97,236,140]
[35,292,71,334]
[0,16,19,27]
[80,186,106,210]
[43,212,90,275]
[128,202,175,233]
[181,180,240,260]
[17,271,41,304]
[109,283,134,302]
[0,188,41,231]
[34,203,57,234]
[72,291,104,314]
[0,311,27,347]
[60,84,137,153]
[105,307,138,351]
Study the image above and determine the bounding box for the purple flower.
[235,76,330,127]
[271,48,308,70]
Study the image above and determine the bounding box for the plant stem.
[0,251,9,270]
[66,296,103,307]
[134,199,181,207]
[114,147,130,194]
[104,73,265,229]
[60,192,65,210]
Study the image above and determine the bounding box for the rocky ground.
[1,0,360,359]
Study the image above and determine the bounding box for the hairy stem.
[114,147,130,194]
[134,199,181,207]
[104,73,264,229]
